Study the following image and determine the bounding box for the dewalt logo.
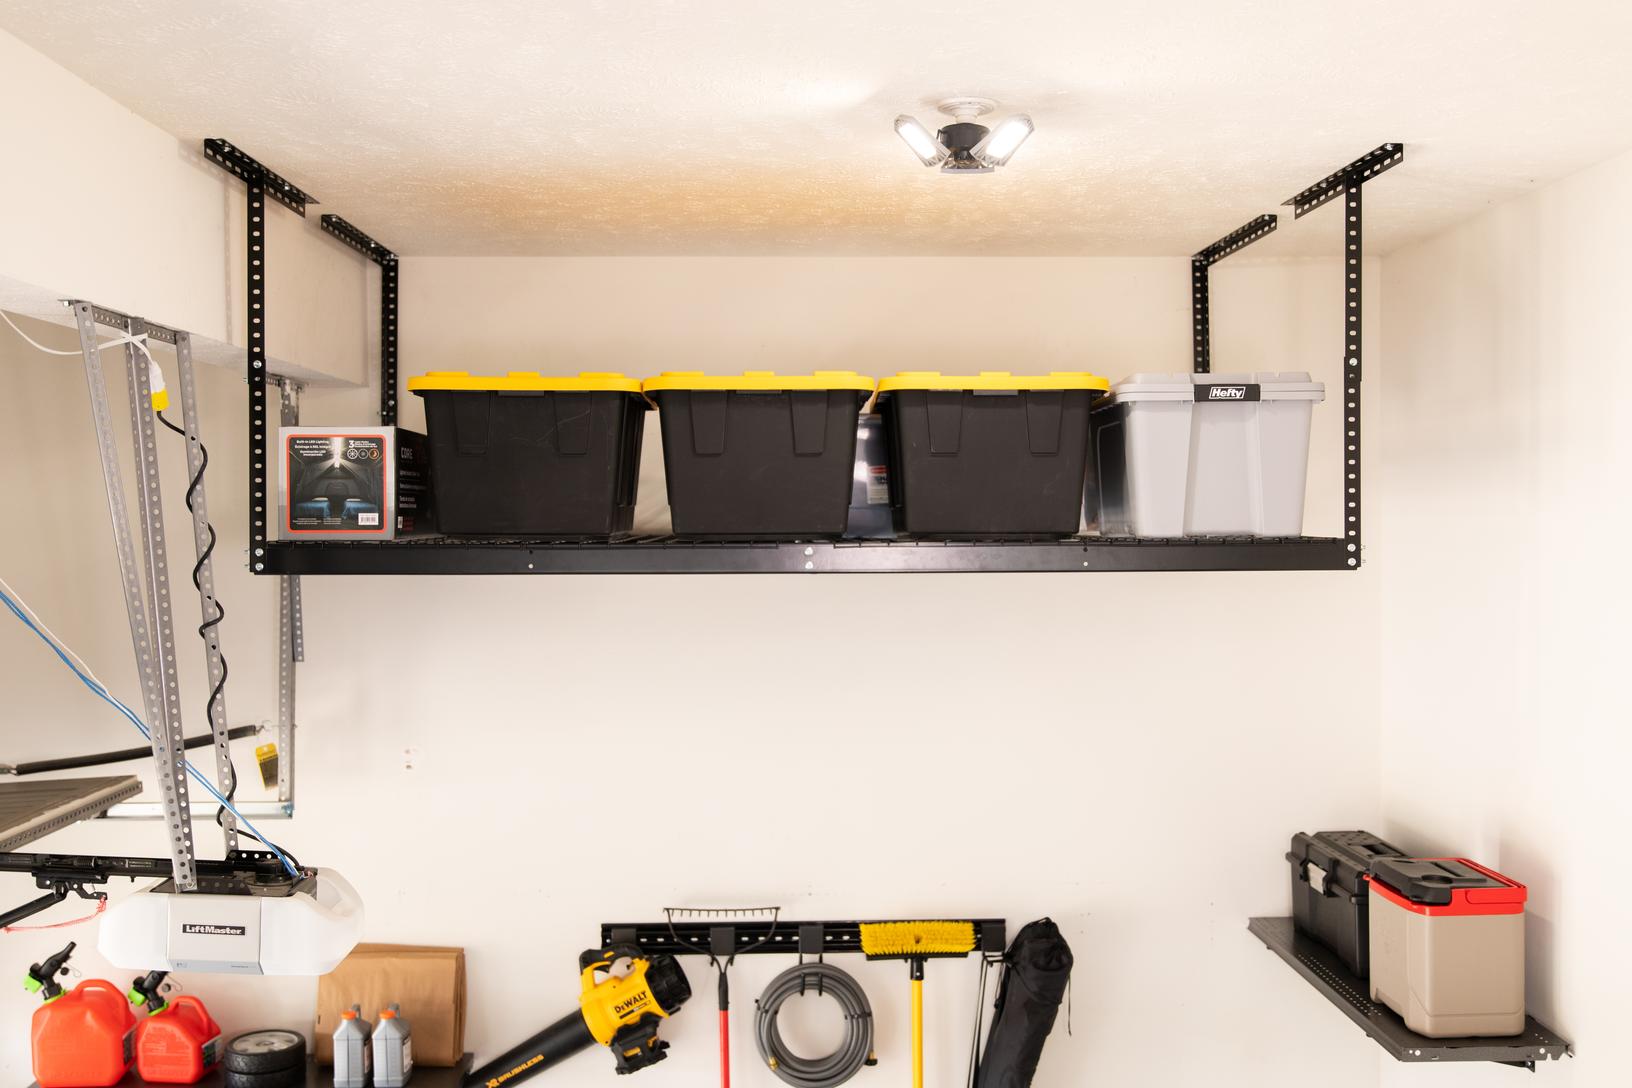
[613,988,651,1018]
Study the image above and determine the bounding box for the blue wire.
[0,586,300,878]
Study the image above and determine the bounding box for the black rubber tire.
[224,1030,308,1075]
[223,1065,307,1088]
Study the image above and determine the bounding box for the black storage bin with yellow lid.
[876,371,1109,537]
[408,371,647,537]
[643,371,875,538]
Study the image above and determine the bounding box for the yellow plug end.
[150,388,170,412]
[255,742,279,788]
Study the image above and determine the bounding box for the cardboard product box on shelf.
[315,944,466,1066]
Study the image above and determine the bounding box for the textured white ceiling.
[4,0,1631,256]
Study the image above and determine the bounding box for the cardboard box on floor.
[316,944,466,1066]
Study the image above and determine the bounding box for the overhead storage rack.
[201,140,1402,575]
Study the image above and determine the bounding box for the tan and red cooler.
[1366,858,1527,1037]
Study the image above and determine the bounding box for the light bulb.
[974,115,1034,167]
[894,115,948,166]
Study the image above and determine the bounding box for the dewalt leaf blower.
[464,944,691,1087]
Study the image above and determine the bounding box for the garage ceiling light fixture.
[894,97,1035,173]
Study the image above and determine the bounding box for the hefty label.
[1194,383,1261,402]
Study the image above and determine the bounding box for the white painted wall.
[1,250,1380,1088]
[0,27,371,384]
[1376,148,1632,1086]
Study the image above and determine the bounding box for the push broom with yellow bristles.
[859,921,977,1088]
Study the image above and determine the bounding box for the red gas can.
[30,979,137,1088]
[136,995,224,1084]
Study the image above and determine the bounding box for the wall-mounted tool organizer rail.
[601,918,1008,957]
[206,140,1401,574]
[1248,918,1570,1071]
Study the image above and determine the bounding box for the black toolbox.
[1286,830,1408,978]
[875,371,1109,538]
[408,371,647,536]
[643,371,875,538]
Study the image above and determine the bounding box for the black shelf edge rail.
[259,535,1350,575]
[1248,917,1569,1071]
[1191,213,1278,375]
[1283,142,1404,570]
[319,215,401,426]
[204,139,315,571]
[601,919,1008,958]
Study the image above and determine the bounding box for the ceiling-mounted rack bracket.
[203,137,319,568]
[1191,213,1279,374]
[1284,143,1405,219]
[319,215,401,426]
[1283,142,1404,569]
[203,139,317,217]
[319,214,393,262]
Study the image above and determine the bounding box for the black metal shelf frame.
[318,214,400,426]
[207,140,1403,575]
[1249,917,1569,1071]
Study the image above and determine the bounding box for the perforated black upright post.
[1344,185,1363,565]
[319,215,400,425]
[248,180,267,570]
[1191,257,1210,373]
[202,139,318,572]
[1191,214,1278,374]
[1284,143,1405,569]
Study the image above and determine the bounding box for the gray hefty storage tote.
[1088,372,1324,537]
[1367,858,1528,1038]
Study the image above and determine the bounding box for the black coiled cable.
[156,410,299,870]
[755,963,875,1088]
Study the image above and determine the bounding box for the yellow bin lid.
[876,370,1110,393]
[408,371,644,393]
[643,370,876,393]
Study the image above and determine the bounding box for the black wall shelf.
[1249,917,1570,1071]
[261,534,1348,576]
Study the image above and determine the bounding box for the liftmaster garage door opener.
[0,850,362,976]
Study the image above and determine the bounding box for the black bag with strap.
[973,917,1073,1088]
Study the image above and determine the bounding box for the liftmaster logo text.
[1207,386,1248,400]
[181,923,247,936]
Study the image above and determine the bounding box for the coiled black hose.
[755,963,875,1088]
